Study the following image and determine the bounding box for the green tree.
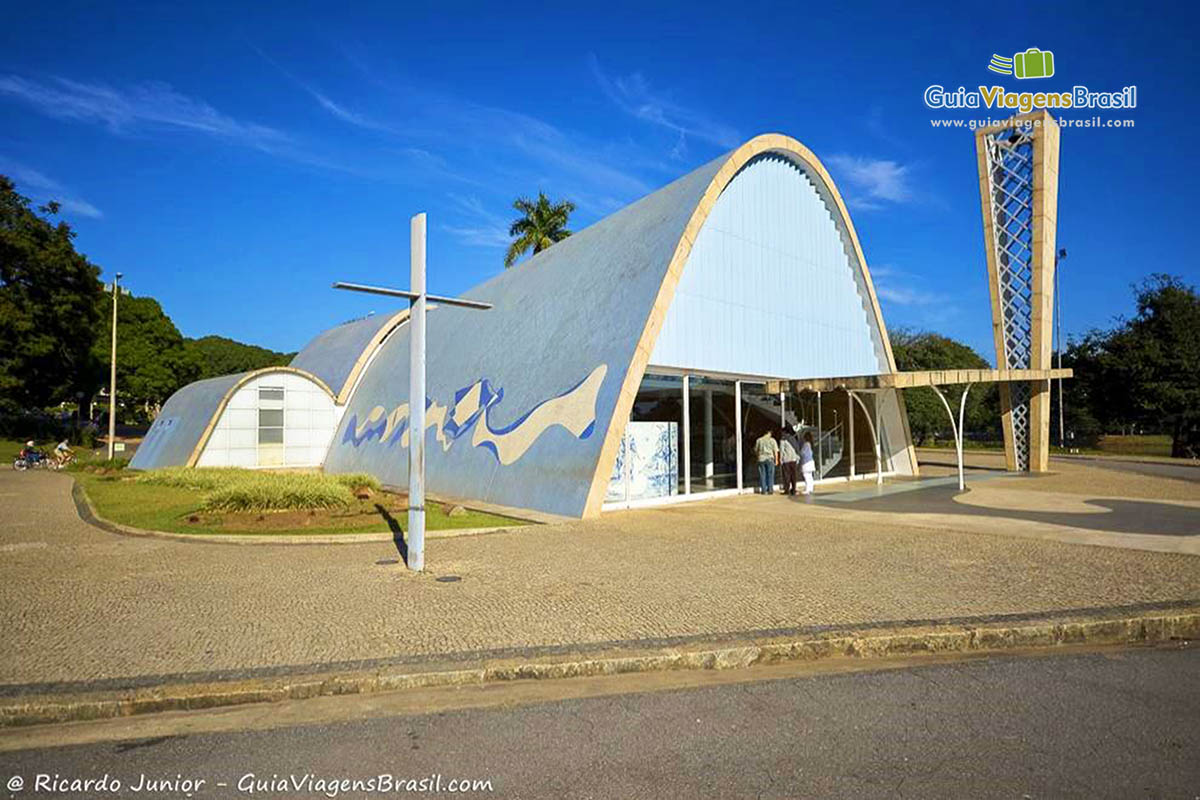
[1116,275,1199,456]
[890,329,999,446]
[1052,275,1199,456]
[504,192,575,268]
[184,336,293,381]
[90,292,200,423]
[1052,332,1109,447]
[0,177,103,412]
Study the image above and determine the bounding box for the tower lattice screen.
[982,126,1035,470]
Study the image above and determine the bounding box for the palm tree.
[504,192,575,268]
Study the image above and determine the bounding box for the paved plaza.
[0,457,1197,694]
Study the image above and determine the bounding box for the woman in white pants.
[799,431,816,495]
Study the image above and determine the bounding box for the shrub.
[134,467,247,491]
[131,468,382,512]
[77,457,129,472]
[201,473,353,512]
[332,472,382,492]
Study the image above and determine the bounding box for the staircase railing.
[816,423,843,480]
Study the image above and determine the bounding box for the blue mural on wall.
[341,364,607,466]
[606,421,679,503]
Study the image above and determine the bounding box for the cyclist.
[54,438,74,467]
[18,441,43,465]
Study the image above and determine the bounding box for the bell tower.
[975,111,1061,472]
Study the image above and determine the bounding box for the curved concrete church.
[133,133,918,518]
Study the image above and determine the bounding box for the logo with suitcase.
[988,48,1055,79]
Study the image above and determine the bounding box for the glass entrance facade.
[739,382,783,489]
[687,377,737,492]
[605,372,898,508]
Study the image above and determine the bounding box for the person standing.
[800,431,817,495]
[779,427,799,495]
[754,429,779,495]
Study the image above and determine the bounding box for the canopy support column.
[682,375,691,496]
[734,380,743,491]
[849,390,883,486]
[930,383,973,491]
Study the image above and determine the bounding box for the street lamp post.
[1055,248,1067,449]
[106,272,123,461]
[333,213,492,572]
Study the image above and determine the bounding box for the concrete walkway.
[1,462,1198,698]
[806,479,1199,555]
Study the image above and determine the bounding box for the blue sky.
[2,1,1196,361]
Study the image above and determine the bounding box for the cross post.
[333,213,492,571]
[409,213,427,570]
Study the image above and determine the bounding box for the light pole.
[1055,248,1066,449]
[106,272,123,460]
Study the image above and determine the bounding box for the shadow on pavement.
[375,504,409,564]
[809,484,1199,537]
[917,458,1010,473]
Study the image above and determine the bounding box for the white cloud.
[0,75,288,151]
[876,285,940,306]
[825,154,914,209]
[0,73,392,179]
[443,194,511,248]
[0,157,103,218]
[309,89,390,132]
[442,224,511,248]
[589,55,740,155]
[869,264,945,306]
[251,44,657,211]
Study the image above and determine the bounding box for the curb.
[914,448,1200,471]
[70,480,525,546]
[1053,453,1200,470]
[3,607,1196,728]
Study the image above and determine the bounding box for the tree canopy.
[1062,274,1200,456]
[1,173,295,428]
[87,303,295,423]
[184,335,293,381]
[90,291,200,420]
[889,329,999,445]
[504,192,575,268]
[0,177,103,412]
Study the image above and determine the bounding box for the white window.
[258,386,285,465]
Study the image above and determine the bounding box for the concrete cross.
[334,213,492,571]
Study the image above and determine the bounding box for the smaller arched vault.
[130,367,339,470]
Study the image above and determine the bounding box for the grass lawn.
[915,439,1005,451]
[917,434,1178,459]
[1091,434,1173,458]
[75,472,526,536]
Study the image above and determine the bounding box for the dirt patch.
[183,491,410,532]
[178,493,508,533]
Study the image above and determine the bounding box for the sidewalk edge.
[4,610,1195,728]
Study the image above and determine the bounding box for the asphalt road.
[2,645,1197,799]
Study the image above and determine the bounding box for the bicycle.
[12,452,50,471]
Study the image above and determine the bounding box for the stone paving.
[0,464,1198,689]
[916,448,1200,501]
[808,454,1200,554]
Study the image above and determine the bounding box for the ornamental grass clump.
[134,467,247,491]
[200,473,354,512]
[136,467,371,511]
[332,472,382,492]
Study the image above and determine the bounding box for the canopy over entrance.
[767,368,1073,491]
[766,368,1072,394]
